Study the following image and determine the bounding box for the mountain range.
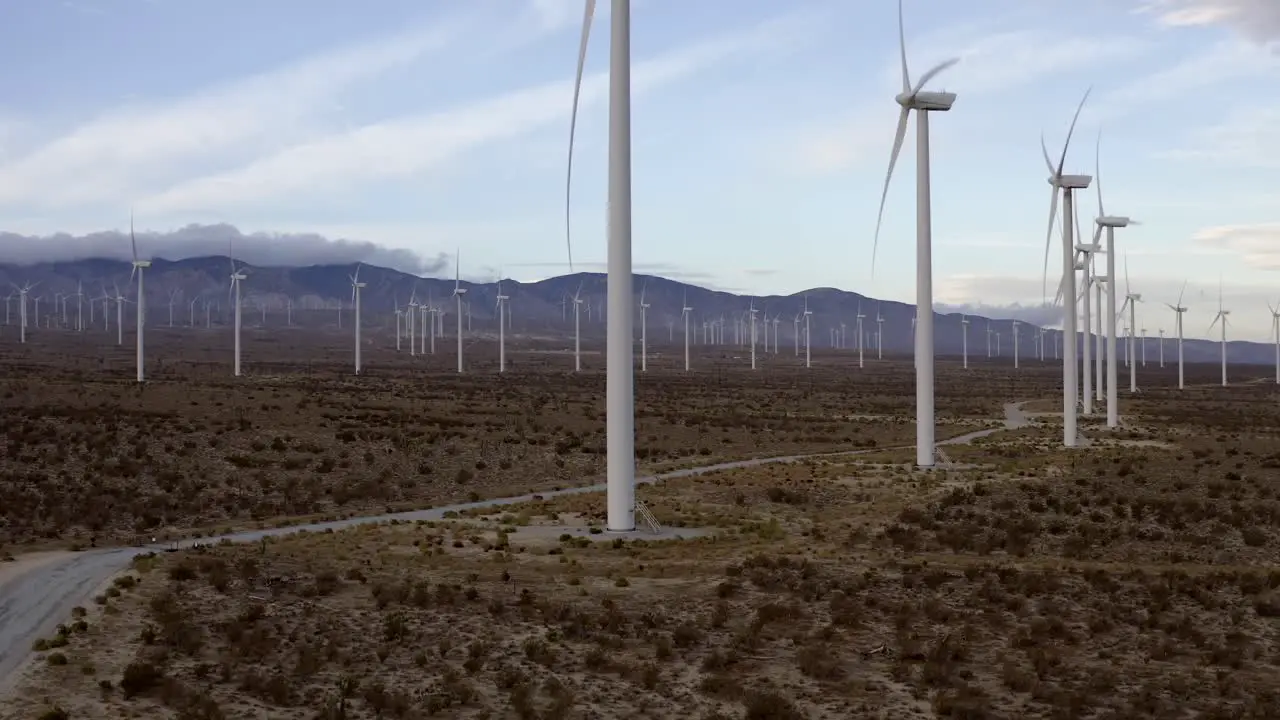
[0,256,1272,365]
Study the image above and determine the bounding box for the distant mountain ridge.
[0,255,1272,365]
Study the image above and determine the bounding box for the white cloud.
[1139,0,1280,42]
[139,14,805,215]
[0,21,479,209]
[1089,39,1278,122]
[1194,223,1280,267]
[1160,104,1280,167]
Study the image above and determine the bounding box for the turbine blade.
[1095,131,1105,218]
[1177,279,1187,307]
[1040,134,1055,175]
[911,57,960,96]
[897,0,911,93]
[564,0,596,275]
[1057,87,1092,176]
[872,106,911,276]
[1042,185,1059,301]
[130,211,138,262]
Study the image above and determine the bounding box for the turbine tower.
[1042,90,1092,448]
[638,280,649,372]
[681,292,692,372]
[1208,281,1230,387]
[1120,257,1141,394]
[496,278,510,373]
[568,0,635,533]
[573,280,585,372]
[803,296,813,369]
[453,251,466,374]
[1269,300,1280,384]
[129,215,150,384]
[749,299,759,371]
[229,254,246,377]
[871,0,960,469]
[1094,133,1137,428]
[350,265,365,375]
[961,315,969,369]
[856,302,866,369]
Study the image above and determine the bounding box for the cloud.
[1139,0,1280,43]
[1194,223,1280,267]
[1160,104,1280,167]
[0,224,447,274]
[936,302,1063,327]
[1090,40,1278,122]
[0,11,491,210]
[139,13,806,215]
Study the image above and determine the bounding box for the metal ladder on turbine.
[934,447,955,469]
[635,500,662,534]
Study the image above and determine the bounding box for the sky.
[0,0,1278,340]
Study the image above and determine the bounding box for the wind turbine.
[572,280,585,372]
[1208,281,1230,387]
[749,299,759,370]
[1094,133,1137,428]
[1157,328,1165,368]
[453,251,466,373]
[129,215,150,383]
[1012,320,1020,369]
[1118,257,1141,394]
[803,296,813,369]
[188,297,199,327]
[568,0,636,533]
[166,289,179,327]
[1042,89,1092,448]
[876,305,884,360]
[961,315,969,369]
[229,249,247,377]
[112,283,128,346]
[350,265,365,375]
[638,280,649,372]
[1269,300,1280,384]
[856,302,866,368]
[681,292,692,372]
[871,0,960,469]
[407,290,419,357]
[496,278,510,373]
[12,282,35,343]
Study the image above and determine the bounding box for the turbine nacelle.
[896,90,956,112]
[1051,174,1092,190]
[1097,215,1131,228]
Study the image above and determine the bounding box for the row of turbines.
[558,0,1280,533]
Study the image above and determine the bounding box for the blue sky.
[0,0,1278,340]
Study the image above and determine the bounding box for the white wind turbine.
[12,282,35,343]
[112,283,128,346]
[1041,89,1092,448]
[166,289,179,327]
[496,277,510,373]
[961,314,970,369]
[876,305,884,360]
[1012,320,1021,369]
[188,297,199,327]
[1118,258,1141,394]
[350,264,365,375]
[568,0,636,533]
[407,290,419,357]
[871,0,960,469]
[229,250,247,377]
[749,299,759,370]
[572,280,585,372]
[128,216,150,383]
[856,302,866,368]
[453,251,466,374]
[75,282,84,332]
[681,292,692,372]
[638,280,649,372]
[1094,133,1137,427]
[1208,281,1230,387]
[803,296,813,369]
[1269,299,1280,384]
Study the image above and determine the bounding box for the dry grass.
[0,331,1001,550]
[8,333,1280,718]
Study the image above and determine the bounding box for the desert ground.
[4,324,1280,719]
